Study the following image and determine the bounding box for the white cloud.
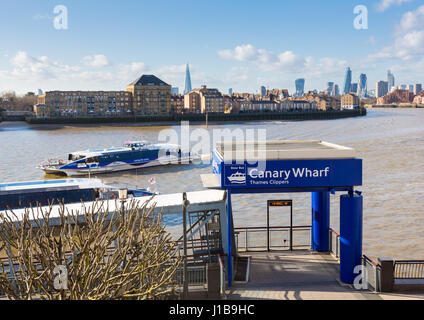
[1,51,80,81]
[218,44,307,73]
[376,0,414,12]
[218,44,347,80]
[83,54,110,68]
[369,5,424,61]
[117,62,148,81]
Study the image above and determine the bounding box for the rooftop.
[128,75,169,87]
[216,140,356,161]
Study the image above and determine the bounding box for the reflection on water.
[0,108,423,259]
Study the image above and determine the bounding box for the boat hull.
[41,155,200,177]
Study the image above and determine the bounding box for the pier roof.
[216,140,356,162]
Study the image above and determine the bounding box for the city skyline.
[0,1,423,95]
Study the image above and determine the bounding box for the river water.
[0,108,423,260]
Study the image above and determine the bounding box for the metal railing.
[234,226,311,252]
[394,260,424,280]
[363,255,381,292]
[176,265,207,286]
[218,255,227,299]
[329,229,340,259]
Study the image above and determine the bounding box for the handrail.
[235,225,311,231]
[218,255,226,299]
[394,260,424,280]
[363,255,380,268]
[329,228,340,237]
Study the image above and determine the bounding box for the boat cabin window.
[124,142,145,149]
[86,157,99,163]
[68,154,86,161]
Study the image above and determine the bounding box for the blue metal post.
[340,192,363,284]
[311,191,330,252]
[227,190,233,288]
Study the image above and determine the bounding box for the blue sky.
[0,0,423,94]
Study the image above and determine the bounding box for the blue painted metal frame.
[213,151,363,287]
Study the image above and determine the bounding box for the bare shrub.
[0,199,181,300]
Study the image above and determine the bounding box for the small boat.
[0,178,155,211]
[227,172,246,184]
[38,141,200,177]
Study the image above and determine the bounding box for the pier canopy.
[202,140,364,287]
[202,140,362,193]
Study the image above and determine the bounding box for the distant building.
[350,83,358,94]
[331,84,340,96]
[126,75,172,115]
[413,91,424,105]
[300,92,341,111]
[341,93,360,110]
[358,74,367,97]
[414,84,422,95]
[326,82,334,95]
[184,85,223,114]
[36,90,132,117]
[239,99,317,113]
[295,79,305,97]
[229,88,233,95]
[343,67,352,95]
[171,95,184,114]
[408,85,414,93]
[377,89,414,105]
[171,87,179,96]
[259,86,266,97]
[37,89,43,96]
[376,81,389,98]
[387,70,395,91]
[184,64,192,95]
[35,74,171,117]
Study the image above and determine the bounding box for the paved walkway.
[227,251,424,300]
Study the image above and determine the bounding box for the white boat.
[39,141,201,177]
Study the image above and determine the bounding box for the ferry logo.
[224,164,247,186]
[228,172,247,184]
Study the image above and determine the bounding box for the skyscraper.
[387,70,395,91]
[331,84,340,96]
[171,87,179,96]
[259,86,266,97]
[414,84,422,95]
[184,64,192,95]
[326,82,334,95]
[358,74,367,97]
[376,81,389,98]
[350,83,358,94]
[343,67,352,95]
[295,78,305,97]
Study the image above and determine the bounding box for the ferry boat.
[0,179,155,211]
[39,141,200,177]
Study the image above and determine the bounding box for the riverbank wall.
[26,109,366,125]
[365,104,424,108]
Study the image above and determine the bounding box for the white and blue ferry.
[39,141,200,176]
[0,178,155,211]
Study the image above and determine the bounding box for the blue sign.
[220,159,362,190]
